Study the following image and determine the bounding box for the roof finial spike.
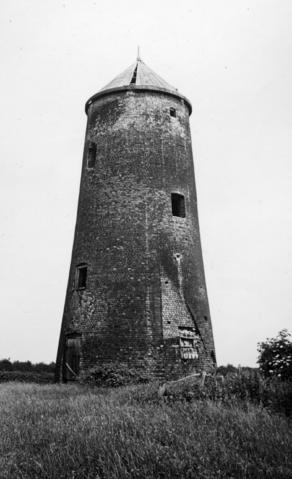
[137,45,141,62]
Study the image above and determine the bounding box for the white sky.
[0,0,291,366]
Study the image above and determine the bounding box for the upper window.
[87,143,96,169]
[170,107,176,117]
[76,264,87,289]
[171,193,186,218]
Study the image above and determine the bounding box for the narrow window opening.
[87,143,96,168]
[204,315,208,322]
[171,193,186,218]
[76,264,87,289]
[130,64,138,84]
[211,351,216,363]
[170,107,176,117]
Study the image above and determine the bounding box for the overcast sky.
[1,0,291,366]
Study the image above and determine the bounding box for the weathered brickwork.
[56,67,216,382]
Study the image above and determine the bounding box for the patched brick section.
[161,268,194,337]
[56,87,216,382]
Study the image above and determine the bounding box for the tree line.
[0,359,55,373]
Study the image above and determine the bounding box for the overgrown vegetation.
[0,331,291,476]
[0,382,291,479]
[80,361,152,387]
[159,370,292,417]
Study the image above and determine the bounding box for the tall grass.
[0,382,291,478]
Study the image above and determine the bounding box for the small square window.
[87,143,96,168]
[171,193,185,218]
[76,264,87,289]
[170,107,176,117]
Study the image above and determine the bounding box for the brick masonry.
[55,86,216,381]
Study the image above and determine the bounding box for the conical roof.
[99,59,178,94]
[85,58,192,114]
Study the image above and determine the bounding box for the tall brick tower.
[55,57,216,381]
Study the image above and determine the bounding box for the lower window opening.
[171,193,186,218]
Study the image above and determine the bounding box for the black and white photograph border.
[0,1,291,478]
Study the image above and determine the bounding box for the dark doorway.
[65,336,81,380]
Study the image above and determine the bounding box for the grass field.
[0,382,291,479]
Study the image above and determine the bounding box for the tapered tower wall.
[56,85,216,381]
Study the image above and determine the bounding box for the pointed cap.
[99,59,178,94]
[86,58,192,114]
